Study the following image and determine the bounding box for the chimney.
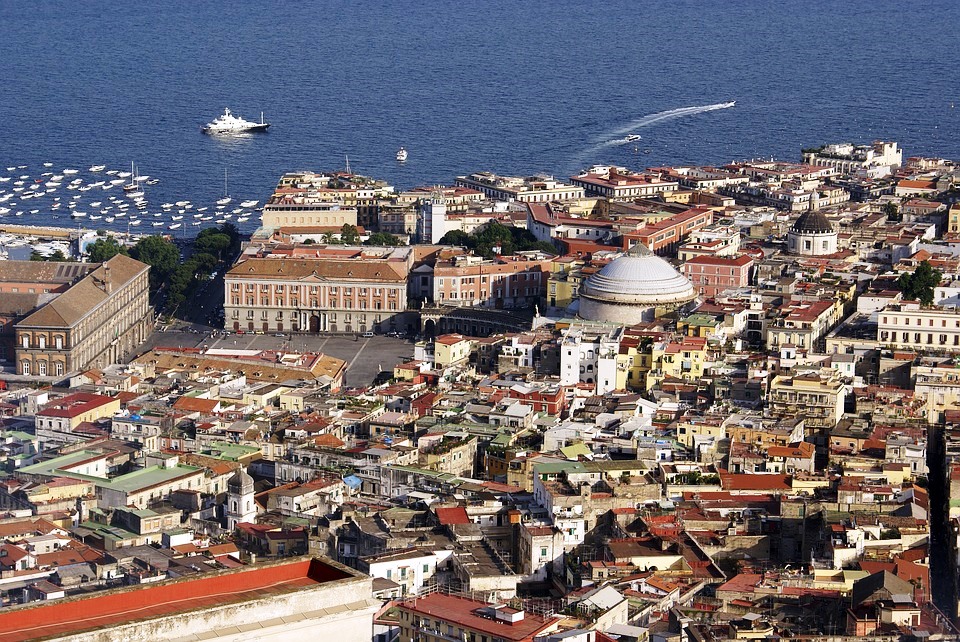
[103,265,112,294]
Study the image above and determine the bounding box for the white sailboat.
[216,167,232,205]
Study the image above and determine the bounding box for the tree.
[339,224,360,245]
[129,235,179,290]
[29,250,45,261]
[438,230,473,248]
[897,260,942,306]
[883,201,901,222]
[365,232,401,246]
[303,238,316,245]
[194,231,232,262]
[87,237,126,263]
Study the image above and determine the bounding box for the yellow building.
[433,334,472,368]
[676,413,727,449]
[647,336,708,389]
[949,203,960,234]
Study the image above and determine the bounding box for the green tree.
[194,231,232,262]
[438,230,474,248]
[339,224,360,245]
[48,249,68,262]
[29,250,45,261]
[130,235,179,290]
[897,260,942,306]
[87,237,126,262]
[303,238,316,245]
[883,201,901,222]
[365,232,401,246]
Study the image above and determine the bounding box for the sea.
[1,0,959,238]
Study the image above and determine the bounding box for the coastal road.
[135,330,415,388]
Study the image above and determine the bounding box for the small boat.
[240,199,258,208]
[216,197,232,205]
[105,217,115,222]
[152,221,163,227]
[175,200,189,207]
[146,179,159,185]
[129,219,141,226]
[63,169,79,175]
[168,223,181,229]
[43,162,53,167]
[171,215,183,220]
[126,190,145,199]
[396,147,408,162]
[236,216,250,222]
[624,134,641,142]
[89,165,106,172]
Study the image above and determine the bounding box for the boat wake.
[604,101,735,139]
[566,101,735,173]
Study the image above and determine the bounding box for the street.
[136,329,416,388]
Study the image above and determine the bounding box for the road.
[136,329,416,388]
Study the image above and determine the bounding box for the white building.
[802,141,902,178]
[418,194,448,244]
[559,325,623,394]
[877,302,960,352]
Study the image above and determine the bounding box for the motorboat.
[89,165,106,172]
[201,108,270,134]
[624,134,641,142]
[240,200,258,208]
[396,147,408,162]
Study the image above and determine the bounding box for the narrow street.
[928,424,956,619]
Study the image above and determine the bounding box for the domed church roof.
[790,210,834,234]
[579,243,696,305]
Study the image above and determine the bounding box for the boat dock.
[0,223,82,240]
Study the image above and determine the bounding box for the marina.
[0,163,264,237]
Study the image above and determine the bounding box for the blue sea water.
[1,0,959,236]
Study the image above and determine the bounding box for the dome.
[579,244,696,306]
[790,210,833,234]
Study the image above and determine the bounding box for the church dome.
[580,244,696,306]
[578,244,697,324]
[790,210,833,234]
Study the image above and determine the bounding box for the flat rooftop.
[0,557,354,642]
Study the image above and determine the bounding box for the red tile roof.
[37,393,116,419]
[0,558,351,642]
[435,506,470,525]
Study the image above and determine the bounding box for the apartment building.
[802,141,902,177]
[432,254,551,310]
[13,254,152,377]
[768,371,847,431]
[878,302,960,352]
[266,170,395,230]
[570,166,678,199]
[622,207,714,255]
[766,299,842,351]
[455,172,583,203]
[394,593,560,642]
[682,254,754,298]
[225,252,412,335]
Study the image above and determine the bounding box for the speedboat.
[396,147,408,162]
[240,200,258,208]
[89,165,106,172]
[625,134,641,142]
[201,108,270,134]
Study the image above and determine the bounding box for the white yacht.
[396,147,408,162]
[201,108,270,134]
[240,199,258,208]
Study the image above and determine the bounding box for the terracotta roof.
[227,257,407,282]
[18,254,148,329]
[173,397,219,413]
[37,393,117,419]
[435,506,470,525]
